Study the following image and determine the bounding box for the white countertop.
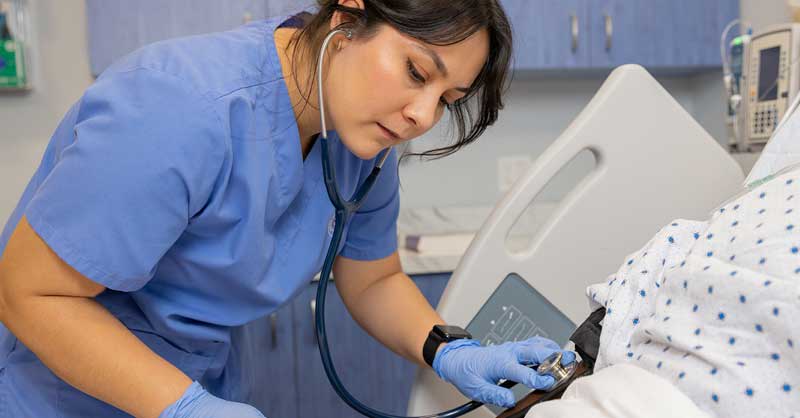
[311,203,557,279]
[397,203,557,275]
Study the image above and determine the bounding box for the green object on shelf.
[0,39,26,89]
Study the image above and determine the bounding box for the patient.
[533,168,800,418]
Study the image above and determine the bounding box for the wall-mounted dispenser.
[0,0,30,90]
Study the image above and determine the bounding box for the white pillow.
[525,364,710,418]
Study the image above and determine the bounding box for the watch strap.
[422,325,472,368]
[422,329,444,367]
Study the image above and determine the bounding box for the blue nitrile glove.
[432,337,576,408]
[159,381,266,418]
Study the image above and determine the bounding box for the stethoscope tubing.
[313,28,483,418]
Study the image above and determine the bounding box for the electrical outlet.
[498,155,532,192]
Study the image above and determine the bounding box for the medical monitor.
[742,24,800,149]
[758,46,780,102]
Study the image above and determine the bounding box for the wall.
[0,0,93,226]
[397,73,728,208]
[0,1,749,223]
[396,0,796,209]
[741,0,792,32]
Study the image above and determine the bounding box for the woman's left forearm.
[336,271,444,368]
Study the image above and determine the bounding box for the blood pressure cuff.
[567,307,605,370]
[496,308,605,418]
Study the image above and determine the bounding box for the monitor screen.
[758,46,781,102]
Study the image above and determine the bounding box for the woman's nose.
[402,94,440,133]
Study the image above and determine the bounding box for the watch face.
[435,325,472,340]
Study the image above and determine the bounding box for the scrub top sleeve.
[340,148,400,261]
[24,68,225,292]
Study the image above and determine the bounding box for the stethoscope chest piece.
[536,351,577,392]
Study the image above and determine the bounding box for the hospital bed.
[407,65,745,417]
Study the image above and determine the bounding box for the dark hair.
[287,0,513,161]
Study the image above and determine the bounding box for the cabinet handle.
[570,14,579,53]
[310,299,318,346]
[604,14,614,51]
[269,312,278,350]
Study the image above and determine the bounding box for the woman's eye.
[407,59,425,83]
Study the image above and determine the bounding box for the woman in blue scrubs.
[0,1,573,417]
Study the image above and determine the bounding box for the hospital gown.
[586,169,800,418]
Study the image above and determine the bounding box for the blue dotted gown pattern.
[587,170,800,418]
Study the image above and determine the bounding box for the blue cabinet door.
[226,302,298,418]
[501,0,591,70]
[293,283,417,418]
[166,0,268,35]
[413,273,451,309]
[590,0,739,69]
[588,0,656,68]
[696,0,740,67]
[648,0,707,68]
[649,0,739,68]
[86,0,269,76]
[265,0,317,17]
[293,274,450,418]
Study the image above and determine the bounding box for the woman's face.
[324,23,490,160]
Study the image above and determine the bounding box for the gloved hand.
[432,337,576,408]
[158,381,266,418]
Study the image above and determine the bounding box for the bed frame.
[407,65,745,417]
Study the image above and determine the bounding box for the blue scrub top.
[0,14,399,417]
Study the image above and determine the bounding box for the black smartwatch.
[422,325,472,367]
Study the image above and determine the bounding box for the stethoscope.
[314,28,574,418]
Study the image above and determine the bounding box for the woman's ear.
[329,0,364,32]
